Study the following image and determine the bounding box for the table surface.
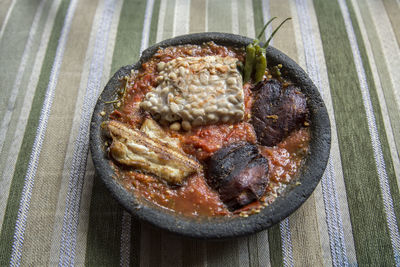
[0,0,399,266]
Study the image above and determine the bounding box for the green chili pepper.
[244,43,256,83]
[242,17,291,84]
[254,48,267,83]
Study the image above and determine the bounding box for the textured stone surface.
[90,32,331,239]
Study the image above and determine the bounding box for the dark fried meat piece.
[251,79,308,146]
[205,142,269,211]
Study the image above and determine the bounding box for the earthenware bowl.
[89,32,331,239]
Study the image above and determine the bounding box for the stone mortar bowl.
[89,32,331,239]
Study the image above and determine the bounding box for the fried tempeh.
[106,120,201,185]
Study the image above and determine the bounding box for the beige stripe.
[364,0,400,190]
[350,0,400,202]
[188,0,206,34]
[19,0,100,265]
[382,0,400,46]
[289,2,305,69]
[47,0,124,265]
[307,0,358,263]
[270,0,298,60]
[0,0,62,233]
[0,0,16,41]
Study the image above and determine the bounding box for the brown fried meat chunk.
[205,142,269,211]
[251,79,308,146]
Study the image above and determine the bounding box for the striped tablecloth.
[0,0,399,266]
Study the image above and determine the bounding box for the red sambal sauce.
[109,42,310,217]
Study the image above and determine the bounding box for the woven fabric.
[0,0,399,265]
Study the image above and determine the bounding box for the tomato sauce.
[109,42,310,217]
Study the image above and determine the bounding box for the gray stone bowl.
[89,32,331,239]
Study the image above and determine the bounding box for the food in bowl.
[102,39,311,218]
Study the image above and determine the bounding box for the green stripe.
[346,0,400,234]
[109,0,147,74]
[0,0,41,121]
[84,178,123,266]
[148,0,160,46]
[208,0,232,33]
[85,0,149,265]
[0,0,70,264]
[313,0,396,265]
[252,0,264,40]
[268,224,283,267]
[356,0,400,173]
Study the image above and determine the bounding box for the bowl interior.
[89,32,331,239]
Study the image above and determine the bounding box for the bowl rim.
[89,32,331,239]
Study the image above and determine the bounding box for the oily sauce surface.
[109,42,310,217]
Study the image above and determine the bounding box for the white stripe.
[173,0,190,36]
[0,0,17,41]
[245,0,255,38]
[120,212,132,267]
[338,0,400,263]
[141,0,155,54]
[0,0,62,234]
[280,218,294,267]
[231,0,239,34]
[0,0,46,161]
[261,0,272,43]
[156,0,167,42]
[350,0,400,193]
[9,0,80,264]
[57,0,117,265]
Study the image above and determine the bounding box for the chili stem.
[263,17,292,48]
[257,17,277,40]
